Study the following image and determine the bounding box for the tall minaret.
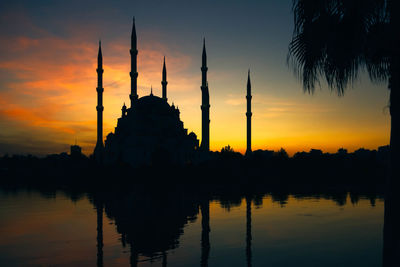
[246,70,252,155]
[162,56,168,101]
[201,39,210,151]
[94,41,104,161]
[130,17,138,107]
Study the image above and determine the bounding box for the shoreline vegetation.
[0,146,389,192]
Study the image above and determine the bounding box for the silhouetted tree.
[221,145,234,153]
[274,148,289,159]
[288,0,400,184]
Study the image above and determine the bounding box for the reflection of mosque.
[105,189,198,265]
[89,189,399,267]
[93,18,254,165]
[91,189,255,267]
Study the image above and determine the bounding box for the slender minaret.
[201,39,210,151]
[94,41,104,161]
[162,56,168,101]
[122,102,127,117]
[246,70,252,155]
[130,17,138,107]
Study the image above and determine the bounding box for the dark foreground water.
[0,188,385,267]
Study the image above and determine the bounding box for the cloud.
[225,94,245,106]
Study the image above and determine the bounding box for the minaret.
[130,17,138,107]
[246,70,252,155]
[94,41,104,161]
[121,103,127,117]
[201,39,210,151]
[162,56,168,101]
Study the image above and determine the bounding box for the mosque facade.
[93,18,253,166]
[94,18,205,166]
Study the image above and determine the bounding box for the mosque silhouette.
[94,18,252,166]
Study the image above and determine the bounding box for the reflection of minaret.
[94,41,104,162]
[162,251,167,267]
[245,196,252,267]
[246,70,252,156]
[162,56,168,101]
[200,200,210,267]
[96,201,104,267]
[130,17,139,107]
[130,244,138,267]
[200,39,210,151]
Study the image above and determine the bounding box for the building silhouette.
[162,56,167,101]
[94,41,104,162]
[129,17,139,107]
[246,70,252,156]
[97,18,198,167]
[200,39,210,152]
[93,18,257,163]
[70,144,82,157]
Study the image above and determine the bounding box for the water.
[0,188,385,266]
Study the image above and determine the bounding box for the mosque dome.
[104,93,199,167]
[135,95,173,116]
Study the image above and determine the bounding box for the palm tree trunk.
[389,0,400,188]
[383,193,400,267]
[389,80,400,186]
[383,61,400,266]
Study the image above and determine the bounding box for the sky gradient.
[0,0,390,156]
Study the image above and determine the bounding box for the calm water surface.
[0,189,384,266]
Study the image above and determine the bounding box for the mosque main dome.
[104,93,198,167]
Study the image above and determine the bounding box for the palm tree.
[288,2,400,264]
[288,0,400,184]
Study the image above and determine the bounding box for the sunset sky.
[0,0,390,156]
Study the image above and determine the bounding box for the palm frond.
[288,0,390,95]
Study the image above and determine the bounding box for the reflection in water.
[246,196,252,267]
[88,188,388,266]
[162,251,167,267]
[96,201,104,267]
[200,199,210,267]
[130,241,138,267]
[92,188,199,266]
[0,187,390,266]
[383,189,400,267]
